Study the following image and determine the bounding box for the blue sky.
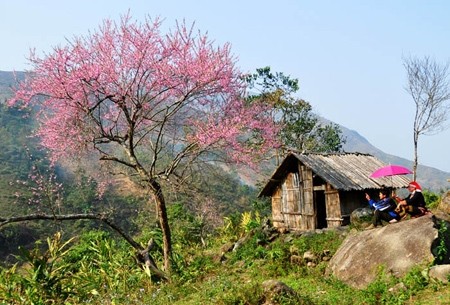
[1,0,449,172]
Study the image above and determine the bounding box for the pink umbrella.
[370,165,412,178]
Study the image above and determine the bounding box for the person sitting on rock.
[365,189,399,230]
[394,181,429,218]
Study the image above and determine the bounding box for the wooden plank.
[300,165,315,230]
[272,187,283,229]
[313,185,326,191]
[325,183,341,228]
[281,212,315,216]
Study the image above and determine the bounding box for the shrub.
[0,232,76,304]
[423,190,441,210]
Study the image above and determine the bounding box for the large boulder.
[326,215,440,289]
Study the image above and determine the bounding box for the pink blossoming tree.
[9,15,278,275]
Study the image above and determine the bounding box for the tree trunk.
[149,179,172,273]
[413,131,419,181]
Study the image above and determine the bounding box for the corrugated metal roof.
[259,152,411,196]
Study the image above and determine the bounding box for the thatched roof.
[259,152,411,196]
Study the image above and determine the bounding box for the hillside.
[0,71,24,101]
[1,70,449,192]
[2,209,450,304]
[1,69,450,304]
[340,125,449,191]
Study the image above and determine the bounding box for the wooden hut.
[259,152,411,231]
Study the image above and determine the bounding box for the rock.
[307,261,316,268]
[303,250,317,262]
[350,207,373,227]
[301,231,316,238]
[261,280,302,305]
[326,215,439,289]
[290,255,303,265]
[429,264,450,283]
[388,282,407,294]
[283,235,294,243]
[278,227,289,234]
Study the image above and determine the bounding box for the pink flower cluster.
[9,14,279,168]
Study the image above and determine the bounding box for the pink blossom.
[8,13,280,184]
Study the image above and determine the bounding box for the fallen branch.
[0,212,168,280]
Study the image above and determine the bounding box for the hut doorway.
[315,190,327,229]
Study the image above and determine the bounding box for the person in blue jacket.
[365,189,399,229]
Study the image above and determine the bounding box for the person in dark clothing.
[365,189,399,229]
[396,181,427,217]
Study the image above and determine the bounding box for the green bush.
[0,231,152,304]
[423,190,441,209]
[0,232,76,304]
[64,230,149,303]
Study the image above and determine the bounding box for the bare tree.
[403,56,450,180]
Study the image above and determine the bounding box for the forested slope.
[0,93,263,260]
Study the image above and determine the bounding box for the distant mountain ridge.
[1,70,448,191]
[340,125,449,191]
[0,71,24,101]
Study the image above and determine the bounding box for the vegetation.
[1,98,449,305]
[1,68,449,304]
[423,190,442,210]
[1,208,450,304]
[1,20,449,303]
[245,66,346,156]
[8,14,279,275]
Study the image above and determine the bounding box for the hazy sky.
[1,0,449,172]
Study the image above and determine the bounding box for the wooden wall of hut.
[300,165,315,230]
[281,172,302,230]
[324,183,342,227]
[270,166,317,231]
[271,187,283,229]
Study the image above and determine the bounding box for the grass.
[136,225,449,305]
[1,213,450,304]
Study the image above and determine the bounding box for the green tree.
[245,67,345,160]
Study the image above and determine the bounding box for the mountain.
[0,71,24,101]
[340,125,449,191]
[1,70,448,192]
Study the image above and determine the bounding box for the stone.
[326,215,439,289]
[290,255,303,265]
[388,282,407,294]
[303,250,317,262]
[307,261,316,268]
[429,264,450,283]
[261,280,301,305]
[350,207,373,227]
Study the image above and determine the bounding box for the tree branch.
[0,212,168,280]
